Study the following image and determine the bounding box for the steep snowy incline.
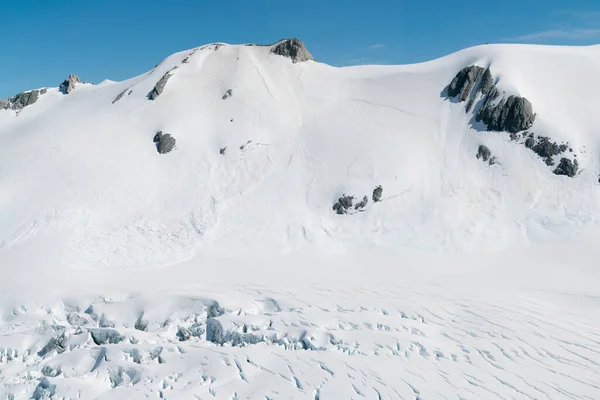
[2,41,600,270]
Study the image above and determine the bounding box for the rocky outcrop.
[4,90,40,110]
[333,195,354,215]
[448,66,486,102]
[59,74,81,94]
[112,88,130,104]
[554,158,578,177]
[447,66,535,133]
[477,95,535,133]
[354,196,368,210]
[149,68,177,100]
[372,186,383,202]
[270,38,314,63]
[0,99,6,109]
[153,131,176,154]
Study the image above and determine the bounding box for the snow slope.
[1,41,600,399]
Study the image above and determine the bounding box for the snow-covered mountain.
[2,39,600,399]
[2,39,600,269]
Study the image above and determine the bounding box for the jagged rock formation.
[372,186,383,202]
[4,90,40,110]
[149,68,177,100]
[448,66,486,102]
[477,95,535,133]
[270,38,314,63]
[333,195,354,215]
[153,131,176,154]
[112,88,130,104]
[554,158,578,177]
[59,74,81,94]
[447,66,535,133]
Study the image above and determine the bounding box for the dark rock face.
[554,158,578,177]
[59,74,81,94]
[476,145,491,162]
[532,136,567,159]
[354,195,368,210]
[40,88,47,95]
[477,95,535,133]
[4,90,40,110]
[88,329,125,345]
[153,131,176,154]
[270,38,314,63]
[149,68,177,100]
[222,89,233,100]
[219,147,227,155]
[333,195,354,215]
[112,88,129,104]
[372,186,383,202]
[448,66,486,102]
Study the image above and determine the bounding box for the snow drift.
[2,39,600,269]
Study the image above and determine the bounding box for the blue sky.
[1,0,600,98]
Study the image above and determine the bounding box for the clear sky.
[1,0,600,98]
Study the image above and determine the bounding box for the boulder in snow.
[333,195,354,215]
[270,38,314,63]
[476,145,492,162]
[372,185,383,202]
[222,89,233,100]
[59,74,81,94]
[153,131,176,154]
[354,195,368,210]
[553,158,578,177]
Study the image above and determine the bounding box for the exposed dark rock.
[477,95,536,133]
[89,328,125,345]
[532,136,563,158]
[354,195,368,210]
[333,195,354,215]
[40,88,47,95]
[488,156,497,165]
[219,147,227,155]
[149,68,177,100]
[509,132,518,141]
[0,99,6,109]
[112,88,129,104]
[153,131,176,154]
[525,138,535,149]
[270,38,314,63]
[553,158,578,177]
[448,66,485,102]
[5,90,40,110]
[476,145,492,162]
[222,89,233,100]
[239,140,252,151]
[544,157,555,166]
[372,186,383,202]
[59,74,81,94]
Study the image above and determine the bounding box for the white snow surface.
[1,42,600,399]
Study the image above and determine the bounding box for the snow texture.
[1,40,600,399]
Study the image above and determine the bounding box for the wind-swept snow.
[1,40,600,399]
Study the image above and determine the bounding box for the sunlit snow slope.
[3,41,600,269]
[2,40,600,400]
